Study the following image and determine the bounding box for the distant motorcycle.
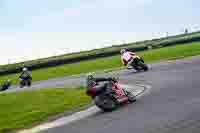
[19,78,32,88]
[0,81,11,91]
[129,56,148,71]
[86,79,136,111]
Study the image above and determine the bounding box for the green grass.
[1,42,200,85]
[0,88,91,133]
[1,31,200,74]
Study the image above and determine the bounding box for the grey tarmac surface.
[38,55,200,133]
[6,55,200,92]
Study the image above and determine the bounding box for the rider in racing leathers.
[86,73,116,97]
[120,48,141,69]
[19,67,32,81]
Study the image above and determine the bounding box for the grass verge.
[1,31,199,74]
[0,88,91,133]
[1,42,200,85]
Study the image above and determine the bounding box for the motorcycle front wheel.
[126,91,137,103]
[20,81,25,88]
[27,80,32,87]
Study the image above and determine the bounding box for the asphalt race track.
[33,55,200,133]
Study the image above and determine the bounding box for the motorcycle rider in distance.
[0,79,11,91]
[86,73,116,97]
[19,67,32,84]
[120,48,143,69]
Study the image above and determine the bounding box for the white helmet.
[22,67,28,72]
[120,48,127,54]
[86,72,94,80]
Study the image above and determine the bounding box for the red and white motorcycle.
[86,79,136,111]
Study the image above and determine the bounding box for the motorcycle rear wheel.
[95,95,118,112]
[140,63,148,71]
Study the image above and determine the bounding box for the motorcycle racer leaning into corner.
[120,48,143,69]
[86,73,137,107]
[19,67,32,81]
